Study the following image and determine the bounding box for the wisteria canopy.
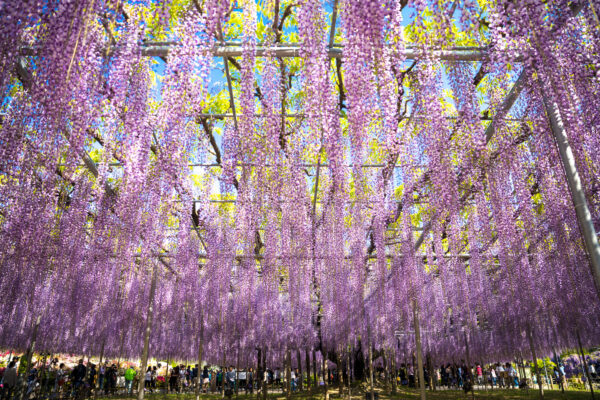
[1,0,600,371]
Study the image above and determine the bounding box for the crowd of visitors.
[0,357,124,399]
[0,353,598,399]
[386,359,600,392]
[0,355,310,399]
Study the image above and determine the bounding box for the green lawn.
[389,388,593,399]
[128,387,594,400]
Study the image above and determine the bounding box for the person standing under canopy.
[2,361,17,400]
[71,359,87,397]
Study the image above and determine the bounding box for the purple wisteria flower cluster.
[0,0,599,370]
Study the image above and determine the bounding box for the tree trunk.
[22,315,41,382]
[137,264,158,400]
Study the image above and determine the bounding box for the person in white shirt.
[99,363,107,390]
[55,363,67,393]
[290,370,297,392]
[490,367,497,387]
[145,366,153,392]
[507,363,517,388]
[589,363,596,375]
[274,369,281,387]
[496,364,505,387]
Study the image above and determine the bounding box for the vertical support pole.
[312,349,317,389]
[95,340,105,399]
[347,347,352,400]
[413,300,426,400]
[297,348,303,391]
[577,331,595,399]
[554,350,565,393]
[137,264,158,400]
[431,355,437,391]
[541,91,600,298]
[426,353,433,391]
[322,352,328,394]
[235,339,240,397]
[391,349,397,395]
[464,331,471,381]
[368,344,374,400]
[221,351,226,398]
[285,348,291,400]
[257,348,262,400]
[543,358,552,390]
[85,354,91,386]
[411,352,416,388]
[305,349,311,390]
[262,347,268,400]
[338,351,343,396]
[383,350,389,392]
[41,353,54,393]
[166,359,170,394]
[195,313,204,400]
[527,328,544,399]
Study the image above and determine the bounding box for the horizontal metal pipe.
[138,252,473,260]
[197,113,522,121]
[79,162,426,168]
[20,44,492,61]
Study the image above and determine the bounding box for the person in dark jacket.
[246,368,254,394]
[88,364,97,390]
[169,366,179,393]
[192,364,199,389]
[71,359,87,396]
[105,364,117,395]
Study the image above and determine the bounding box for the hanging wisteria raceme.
[1,0,600,372]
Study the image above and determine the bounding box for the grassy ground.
[125,387,594,400]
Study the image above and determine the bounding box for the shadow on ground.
[113,386,593,400]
